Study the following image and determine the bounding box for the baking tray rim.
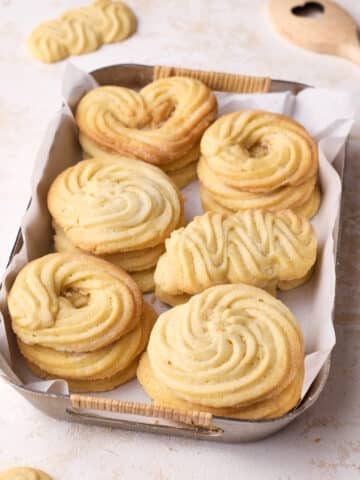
[0,63,346,439]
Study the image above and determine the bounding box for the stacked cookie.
[47,157,184,292]
[138,284,304,420]
[8,253,157,392]
[198,110,320,218]
[76,76,218,188]
[154,209,317,305]
[7,79,318,417]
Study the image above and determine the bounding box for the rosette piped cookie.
[198,110,320,218]
[76,76,217,186]
[80,133,200,189]
[53,222,164,293]
[154,210,317,305]
[48,157,184,292]
[9,253,142,352]
[137,284,304,420]
[9,253,157,392]
[19,303,156,393]
[27,0,136,63]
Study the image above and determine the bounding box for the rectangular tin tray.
[0,64,344,443]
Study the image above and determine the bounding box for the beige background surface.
[0,1,359,479]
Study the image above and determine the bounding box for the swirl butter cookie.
[18,302,156,381]
[130,268,156,293]
[80,133,199,188]
[198,156,320,218]
[48,157,183,255]
[154,210,317,304]
[0,468,52,480]
[200,110,318,192]
[53,222,161,292]
[199,183,321,219]
[27,358,139,393]
[137,284,304,419]
[53,222,165,273]
[138,353,304,420]
[76,77,217,165]
[9,253,142,352]
[295,186,321,219]
[27,0,136,63]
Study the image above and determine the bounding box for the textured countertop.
[0,1,360,479]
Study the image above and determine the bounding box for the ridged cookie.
[154,210,317,304]
[200,110,318,193]
[76,77,217,165]
[198,149,320,217]
[0,468,52,480]
[48,157,183,254]
[138,284,304,418]
[295,186,321,219]
[199,183,321,219]
[53,222,165,272]
[27,0,136,63]
[27,357,138,393]
[53,221,161,293]
[80,132,199,188]
[9,253,142,352]
[138,353,303,420]
[168,162,197,189]
[18,302,156,380]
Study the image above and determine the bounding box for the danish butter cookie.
[28,0,136,63]
[167,161,197,189]
[48,157,183,254]
[200,110,318,193]
[138,284,304,418]
[0,468,52,480]
[80,133,199,188]
[199,183,320,219]
[53,222,160,293]
[198,151,320,218]
[138,353,303,420]
[18,302,156,380]
[9,253,142,352]
[76,77,217,165]
[154,210,317,304]
[295,185,321,219]
[27,357,138,393]
[130,268,155,293]
[53,222,164,273]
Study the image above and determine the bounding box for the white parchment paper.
[0,63,354,405]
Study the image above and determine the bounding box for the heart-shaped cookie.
[76,76,217,165]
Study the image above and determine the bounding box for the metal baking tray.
[0,64,345,443]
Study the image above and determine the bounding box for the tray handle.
[153,65,271,93]
[70,394,213,428]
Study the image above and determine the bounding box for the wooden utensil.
[267,0,360,65]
